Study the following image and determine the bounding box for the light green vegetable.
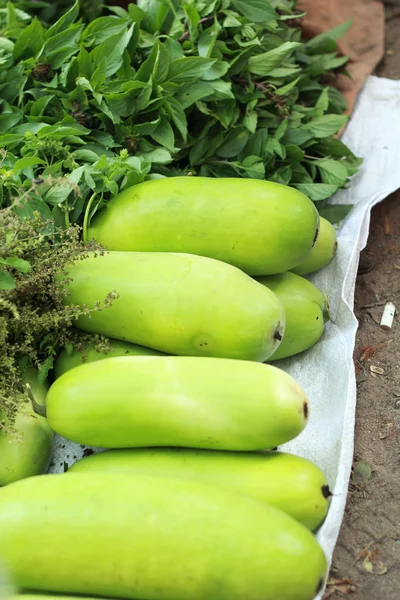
[47,356,308,450]
[292,217,338,275]
[0,473,327,600]
[0,367,53,487]
[55,339,165,379]
[58,251,285,362]
[256,272,329,360]
[70,448,330,531]
[88,178,319,276]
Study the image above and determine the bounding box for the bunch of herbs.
[0,0,360,230]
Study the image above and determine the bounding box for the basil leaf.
[294,183,338,201]
[319,204,353,224]
[306,114,348,138]
[0,270,15,291]
[231,0,278,23]
[168,57,216,83]
[248,42,301,76]
[13,18,44,61]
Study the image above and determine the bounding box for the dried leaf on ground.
[362,548,388,575]
[324,578,356,597]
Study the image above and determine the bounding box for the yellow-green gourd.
[47,356,308,450]
[69,448,331,531]
[0,473,327,600]
[55,338,165,378]
[256,272,329,360]
[57,251,286,362]
[292,217,337,275]
[88,177,319,276]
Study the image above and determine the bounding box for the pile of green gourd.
[1,177,339,600]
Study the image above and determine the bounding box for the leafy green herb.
[0,0,360,226]
[0,184,117,425]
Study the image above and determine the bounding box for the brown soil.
[325,8,400,595]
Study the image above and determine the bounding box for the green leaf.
[313,138,355,158]
[168,57,216,83]
[294,183,338,201]
[316,159,348,186]
[0,270,15,291]
[13,18,44,61]
[0,112,22,134]
[305,20,352,55]
[13,156,45,172]
[30,95,54,117]
[216,127,250,158]
[44,184,73,205]
[198,23,220,58]
[315,87,329,112]
[83,16,129,46]
[151,119,175,152]
[283,128,314,146]
[128,4,147,24]
[275,76,300,96]
[238,156,265,179]
[203,80,234,102]
[0,133,24,146]
[154,40,170,84]
[285,145,305,162]
[305,114,348,138]
[1,257,31,273]
[266,137,285,159]
[46,0,79,39]
[202,60,229,81]
[319,203,353,224]
[231,0,278,23]
[165,96,188,142]
[274,119,288,141]
[90,25,134,78]
[177,81,214,109]
[135,39,160,82]
[248,42,302,76]
[138,0,172,33]
[41,24,83,60]
[243,110,258,134]
[142,148,172,164]
[104,82,149,117]
[14,196,53,222]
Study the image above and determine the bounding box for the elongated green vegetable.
[47,356,308,450]
[55,339,165,378]
[0,473,327,600]
[0,368,54,487]
[88,177,319,276]
[256,272,329,360]
[70,448,330,531]
[292,217,338,275]
[58,251,286,362]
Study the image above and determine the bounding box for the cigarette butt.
[380,302,396,330]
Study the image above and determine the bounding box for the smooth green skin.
[0,473,327,600]
[70,448,330,531]
[0,368,54,487]
[55,339,165,379]
[256,272,329,361]
[47,356,308,450]
[59,251,286,362]
[291,217,337,276]
[12,597,107,600]
[88,177,319,276]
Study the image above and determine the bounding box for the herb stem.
[82,193,97,243]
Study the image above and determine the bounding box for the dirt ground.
[324,5,400,598]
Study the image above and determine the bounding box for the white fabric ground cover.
[50,75,400,599]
